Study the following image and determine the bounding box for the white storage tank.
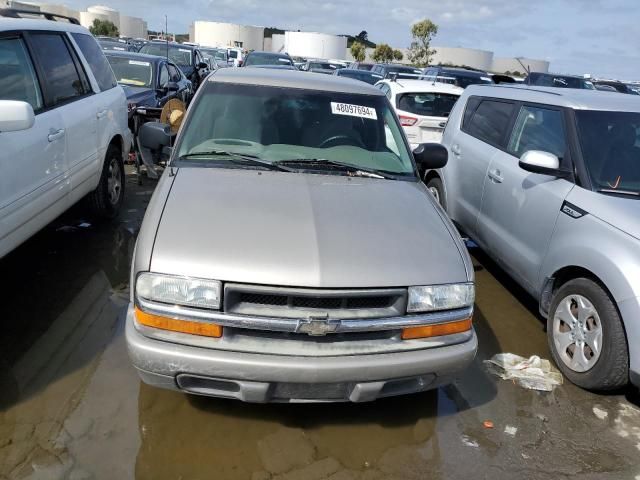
[430,46,493,71]
[190,21,264,51]
[119,14,147,39]
[284,31,346,60]
[492,57,550,74]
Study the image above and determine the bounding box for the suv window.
[378,83,391,99]
[0,37,43,110]
[168,64,181,82]
[464,99,515,146]
[29,33,90,107]
[508,105,566,159]
[71,33,117,91]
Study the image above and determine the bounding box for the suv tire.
[547,278,628,390]
[88,144,125,219]
[425,176,445,208]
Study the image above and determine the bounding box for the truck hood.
[567,187,640,241]
[150,168,468,288]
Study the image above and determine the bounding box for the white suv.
[0,11,132,258]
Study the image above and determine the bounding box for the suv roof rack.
[0,8,80,24]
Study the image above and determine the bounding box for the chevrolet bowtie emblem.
[297,314,340,336]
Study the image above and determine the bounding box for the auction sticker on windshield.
[129,60,151,66]
[331,102,377,120]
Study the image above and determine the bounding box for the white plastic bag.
[484,353,563,391]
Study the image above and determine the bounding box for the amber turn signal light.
[134,307,222,338]
[402,318,472,340]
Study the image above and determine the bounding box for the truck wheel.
[425,176,445,208]
[88,144,125,219]
[547,278,628,390]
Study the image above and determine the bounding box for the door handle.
[488,169,503,183]
[451,144,461,155]
[96,109,108,119]
[438,121,447,128]
[47,128,65,142]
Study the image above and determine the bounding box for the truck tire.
[88,144,125,219]
[547,278,628,390]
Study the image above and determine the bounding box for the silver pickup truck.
[125,68,477,403]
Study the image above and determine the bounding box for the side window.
[168,64,181,82]
[382,108,402,156]
[462,96,481,128]
[0,36,43,110]
[28,33,90,107]
[463,99,515,146]
[507,105,567,158]
[159,65,169,87]
[378,83,391,98]
[71,33,117,91]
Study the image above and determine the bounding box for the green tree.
[408,19,438,67]
[372,43,394,63]
[350,41,366,62]
[355,30,368,42]
[89,19,119,37]
[393,49,404,61]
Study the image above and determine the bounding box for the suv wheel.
[547,278,628,390]
[425,176,445,208]
[88,144,125,219]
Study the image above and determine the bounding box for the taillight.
[399,115,418,126]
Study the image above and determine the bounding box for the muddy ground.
[1,167,639,480]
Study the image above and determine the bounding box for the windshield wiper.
[597,188,640,197]
[178,151,291,171]
[274,158,399,179]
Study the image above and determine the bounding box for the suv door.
[444,96,516,238]
[0,34,67,257]
[476,103,574,293]
[27,32,98,204]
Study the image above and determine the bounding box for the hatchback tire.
[88,144,125,219]
[547,278,628,390]
[425,176,445,208]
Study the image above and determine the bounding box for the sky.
[61,0,640,79]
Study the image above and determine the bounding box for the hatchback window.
[29,33,90,106]
[72,33,117,91]
[464,99,515,146]
[508,105,566,158]
[397,92,459,118]
[576,110,640,194]
[0,37,42,110]
[176,82,414,175]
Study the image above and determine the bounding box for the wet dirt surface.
[1,166,640,479]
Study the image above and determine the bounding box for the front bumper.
[125,305,478,402]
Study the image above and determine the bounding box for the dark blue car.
[138,42,209,90]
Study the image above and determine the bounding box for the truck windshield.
[176,82,415,177]
[576,110,640,194]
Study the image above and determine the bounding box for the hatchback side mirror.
[0,100,35,133]
[519,150,571,178]
[413,143,448,169]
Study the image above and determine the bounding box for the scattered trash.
[483,420,494,429]
[593,406,609,420]
[504,425,518,436]
[461,435,479,448]
[484,353,563,391]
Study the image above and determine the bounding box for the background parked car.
[299,59,340,74]
[592,80,639,95]
[525,72,595,89]
[436,84,640,391]
[371,63,422,80]
[376,79,463,153]
[96,36,136,52]
[227,47,244,66]
[242,51,294,68]
[349,61,374,71]
[200,47,231,68]
[333,68,383,85]
[594,84,619,92]
[139,41,209,90]
[0,11,131,258]
[420,66,494,88]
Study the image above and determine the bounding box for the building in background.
[190,20,264,50]
[282,31,347,60]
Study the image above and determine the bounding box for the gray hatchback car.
[433,85,640,391]
[126,68,477,402]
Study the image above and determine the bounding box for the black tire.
[425,176,445,208]
[547,278,628,390]
[88,144,125,219]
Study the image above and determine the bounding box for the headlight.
[136,272,221,309]
[407,283,474,313]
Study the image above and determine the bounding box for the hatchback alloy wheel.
[552,294,603,373]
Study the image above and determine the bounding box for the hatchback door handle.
[451,144,461,155]
[47,128,65,142]
[96,109,108,119]
[488,169,503,183]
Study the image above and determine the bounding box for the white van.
[0,10,132,258]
